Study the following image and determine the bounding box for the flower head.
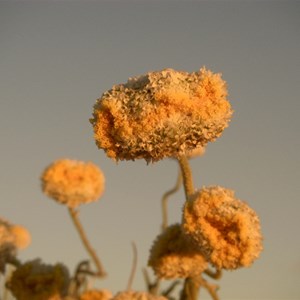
[91,67,232,162]
[7,259,70,300]
[10,225,31,250]
[80,289,112,300]
[112,291,167,300]
[148,224,208,279]
[41,159,105,208]
[182,186,263,269]
[0,218,31,273]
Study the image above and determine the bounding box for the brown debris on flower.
[41,159,105,208]
[80,289,112,300]
[91,67,232,162]
[182,186,263,270]
[112,291,167,300]
[148,224,208,279]
[7,259,70,300]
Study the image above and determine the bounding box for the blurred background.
[1,1,299,299]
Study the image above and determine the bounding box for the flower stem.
[161,168,182,231]
[180,277,200,300]
[126,242,138,291]
[177,155,194,199]
[68,207,106,278]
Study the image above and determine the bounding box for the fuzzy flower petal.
[91,67,232,162]
[148,224,208,279]
[41,159,105,208]
[182,186,263,270]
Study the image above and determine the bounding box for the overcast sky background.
[1,1,299,299]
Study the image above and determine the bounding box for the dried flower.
[91,67,232,162]
[80,289,112,300]
[112,291,167,300]
[7,259,70,300]
[182,186,263,269]
[148,224,208,279]
[41,159,105,208]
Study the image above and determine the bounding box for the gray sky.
[1,1,299,299]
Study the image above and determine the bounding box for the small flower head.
[10,225,31,250]
[91,67,232,162]
[112,291,167,300]
[182,186,263,270]
[41,159,105,208]
[148,224,208,279]
[0,218,31,273]
[80,289,112,300]
[7,259,70,300]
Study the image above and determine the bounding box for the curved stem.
[68,207,106,278]
[127,242,138,291]
[161,168,182,231]
[142,268,160,296]
[177,155,194,199]
[204,268,222,280]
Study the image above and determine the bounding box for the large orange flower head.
[91,67,232,162]
[182,186,263,270]
[41,159,105,208]
[148,224,208,279]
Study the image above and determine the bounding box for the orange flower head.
[148,224,208,279]
[80,289,112,300]
[112,291,167,300]
[182,186,263,270]
[10,225,31,250]
[91,67,232,162]
[41,159,105,208]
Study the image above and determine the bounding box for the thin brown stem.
[204,268,222,280]
[161,168,182,231]
[127,242,138,291]
[180,277,201,300]
[199,277,220,300]
[68,207,106,278]
[142,268,160,295]
[177,155,194,199]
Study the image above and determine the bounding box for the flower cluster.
[1,66,263,300]
[182,186,263,269]
[41,159,105,208]
[91,67,232,162]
